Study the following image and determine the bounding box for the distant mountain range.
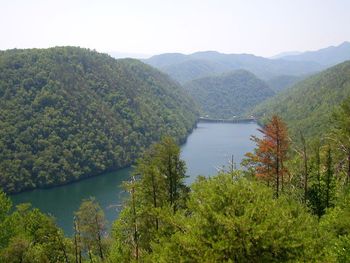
[270,51,302,59]
[145,51,322,84]
[145,42,350,86]
[276,41,350,66]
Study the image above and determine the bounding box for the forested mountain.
[266,74,306,93]
[0,47,198,193]
[184,70,274,118]
[252,60,350,139]
[146,50,323,84]
[280,41,350,66]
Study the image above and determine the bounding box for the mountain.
[252,60,350,139]
[145,51,322,84]
[266,75,306,93]
[0,47,198,193]
[280,41,350,66]
[162,59,231,84]
[108,51,151,59]
[270,51,302,59]
[184,70,275,119]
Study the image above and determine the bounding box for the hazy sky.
[1,0,350,57]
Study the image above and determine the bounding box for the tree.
[109,137,189,261]
[148,173,320,262]
[245,115,289,197]
[75,197,106,262]
[154,136,188,212]
[331,96,350,184]
[0,199,72,263]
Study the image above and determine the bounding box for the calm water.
[10,122,259,235]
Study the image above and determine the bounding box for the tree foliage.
[109,137,189,262]
[252,61,350,140]
[0,47,198,193]
[184,70,274,118]
[0,192,72,262]
[245,115,289,197]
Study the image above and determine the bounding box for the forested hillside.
[266,74,305,93]
[252,60,350,139]
[0,47,198,193]
[184,70,274,118]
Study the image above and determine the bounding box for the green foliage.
[109,137,189,262]
[184,70,274,118]
[266,74,305,93]
[0,191,72,262]
[0,47,198,193]
[74,197,107,261]
[331,96,350,183]
[319,187,350,261]
[252,61,350,140]
[147,174,320,262]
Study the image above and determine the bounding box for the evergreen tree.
[332,96,350,184]
[245,115,289,197]
[75,198,106,262]
[109,137,188,261]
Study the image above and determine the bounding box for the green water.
[10,122,260,235]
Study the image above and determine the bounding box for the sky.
[1,0,350,58]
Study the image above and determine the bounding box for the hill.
[251,60,350,139]
[0,47,198,193]
[184,70,274,119]
[280,41,350,66]
[146,51,322,84]
[266,74,306,93]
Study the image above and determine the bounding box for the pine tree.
[332,96,350,184]
[246,115,289,197]
[109,136,189,261]
[75,198,106,261]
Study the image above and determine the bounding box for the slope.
[266,75,306,93]
[184,70,274,119]
[0,47,198,193]
[252,60,350,139]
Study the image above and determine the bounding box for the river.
[10,122,260,235]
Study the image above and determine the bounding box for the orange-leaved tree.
[245,115,289,197]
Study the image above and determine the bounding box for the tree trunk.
[94,212,104,260]
[301,132,308,203]
[276,157,279,198]
[151,170,159,230]
[348,153,350,184]
[131,177,139,261]
[74,217,81,263]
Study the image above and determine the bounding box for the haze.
[1,0,350,57]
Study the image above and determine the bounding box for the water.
[10,122,260,235]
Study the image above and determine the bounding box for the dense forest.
[0,47,198,193]
[184,70,274,118]
[266,74,305,93]
[1,45,350,262]
[1,98,350,262]
[252,60,350,140]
